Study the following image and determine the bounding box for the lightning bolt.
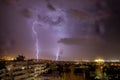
[32,21,40,60]
[56,46,60,61]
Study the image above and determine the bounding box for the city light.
[94,58,105,63]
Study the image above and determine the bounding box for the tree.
[16,55,25,61]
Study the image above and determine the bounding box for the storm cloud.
[0,0,120,60]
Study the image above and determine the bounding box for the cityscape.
[0,0,120,80]
[0,55,120,80]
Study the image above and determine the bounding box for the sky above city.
[0,0,120,60]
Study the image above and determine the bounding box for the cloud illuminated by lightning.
[29,8,68,60]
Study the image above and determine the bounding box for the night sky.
[0,0,120,60]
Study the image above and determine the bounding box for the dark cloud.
[107,0,120,16]
[0,0,18,6]
[0,0,13,5]
[21,8,32,18]
[67,9,90,21]
[58,37,103,46]
[47,2,56,11]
